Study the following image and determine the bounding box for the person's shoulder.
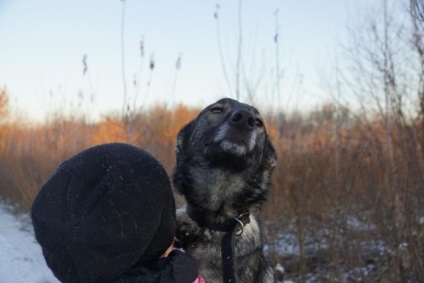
[117,250,200,283]
[165,249,200,282]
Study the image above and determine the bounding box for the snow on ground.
[0,202,59,283]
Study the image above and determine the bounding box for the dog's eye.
[210,107,223,113]
[255,118,263,127]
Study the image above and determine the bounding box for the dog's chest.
[182,218,264,282]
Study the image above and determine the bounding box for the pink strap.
[193,275,206,283]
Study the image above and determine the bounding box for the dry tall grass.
[0,101,423,282]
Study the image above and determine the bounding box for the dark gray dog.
[173,98,277,283]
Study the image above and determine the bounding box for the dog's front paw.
[175,210,202,249]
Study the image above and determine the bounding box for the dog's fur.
[173,98,277,283]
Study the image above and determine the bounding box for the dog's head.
[173,98,277,216]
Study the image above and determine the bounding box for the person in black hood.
[31,143,201,283]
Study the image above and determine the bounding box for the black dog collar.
[186,205,250,283]
[186,205,250,233]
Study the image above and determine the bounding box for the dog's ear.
[263,138,278,171]
[174,121,196,196]
[175,120,195,162]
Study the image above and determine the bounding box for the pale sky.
[0,0,372,122]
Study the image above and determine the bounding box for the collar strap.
[186,205,250,234]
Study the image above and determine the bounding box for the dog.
[173,98,277,283]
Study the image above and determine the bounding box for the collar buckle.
[234,213,250,236]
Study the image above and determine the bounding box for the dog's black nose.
[230,109,255,130]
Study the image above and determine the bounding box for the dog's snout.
[230,110,255,130]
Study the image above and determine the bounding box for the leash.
[186,206,250,283]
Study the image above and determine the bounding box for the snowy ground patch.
[0,202,58,283]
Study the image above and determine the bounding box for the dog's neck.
[186,204,250,233]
